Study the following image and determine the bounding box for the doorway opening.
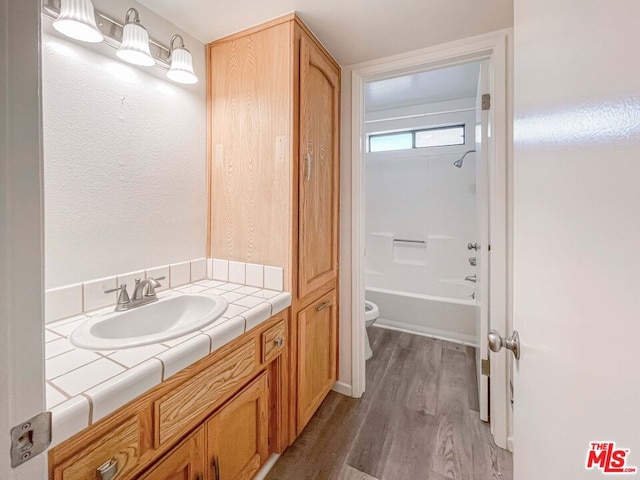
[349,31,512,452]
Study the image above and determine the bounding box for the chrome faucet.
[465,275,477,283]
[105,276,165,312]
[132,277,164,300]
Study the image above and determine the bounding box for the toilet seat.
[364,300,379,326]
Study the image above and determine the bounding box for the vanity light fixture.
[52,0,104,43]
[167,34,198,84]
[43,0,198,87]
[116,8,155,67]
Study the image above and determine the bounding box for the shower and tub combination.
[364,145,481,347]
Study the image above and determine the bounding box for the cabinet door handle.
[195,475,203,480]
[96,458,118,480]
[211,455,220,480]
[273,337,284,347]
[305,153,312,181]
[316,301,330,312]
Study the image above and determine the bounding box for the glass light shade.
[52,0,104,43]
[117,22,155,66]
[167,47,198,84]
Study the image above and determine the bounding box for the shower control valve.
[467,242,480,251]
[469,257,477,266]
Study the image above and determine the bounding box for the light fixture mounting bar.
[42,0,171,69]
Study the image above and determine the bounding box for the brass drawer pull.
[97,458,118,480]
[316,301,330,312]
[273,337,284,347]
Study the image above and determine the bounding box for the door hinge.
[10,411,51,467]
[482,93,491,111]
[481,358,491,377]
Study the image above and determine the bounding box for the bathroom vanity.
[48,304,289,480]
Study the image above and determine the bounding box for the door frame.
[349,29,513,449]
[0,0,47,478]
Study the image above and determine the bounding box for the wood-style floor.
[267,327,513,480]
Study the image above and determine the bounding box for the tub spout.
[465,275,477,283]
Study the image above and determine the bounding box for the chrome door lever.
[488,329,521,360]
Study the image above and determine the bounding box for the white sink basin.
[70,294,228,350]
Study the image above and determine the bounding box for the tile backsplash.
[45,258,285,323]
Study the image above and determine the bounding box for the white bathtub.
[366,285,478,345]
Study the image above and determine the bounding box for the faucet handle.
[105,284,131,305]
[145,276,165,296]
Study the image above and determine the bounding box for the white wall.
[513,0,640,476]
[43,0,207,288]
[364,103,477,297]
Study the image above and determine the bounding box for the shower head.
[454,149,476,168]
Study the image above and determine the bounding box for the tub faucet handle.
[468,242,480,251]
[469,257,477,266]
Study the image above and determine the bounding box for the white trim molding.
[332,381,353,397]
[0,0,48,477]
[349,28,512,448]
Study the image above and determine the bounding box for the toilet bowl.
[364,300,380,360]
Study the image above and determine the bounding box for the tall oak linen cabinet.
[206,13,341,445]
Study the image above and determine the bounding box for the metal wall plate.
[10,411,52,468]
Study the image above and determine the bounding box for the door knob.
[488,329,521,360]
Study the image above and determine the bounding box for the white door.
[0,0,48,478]
[475,58,510,449]
[512,0,640,477]
[475,60,490,423]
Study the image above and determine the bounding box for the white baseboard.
[332,380,353,397]
[253,454,280,480]
[375,318,478,347]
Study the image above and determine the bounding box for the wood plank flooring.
[267,327,513,480]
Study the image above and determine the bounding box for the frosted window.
[368,125,465,152]
[415,126,465,147]
[369,132,413,152]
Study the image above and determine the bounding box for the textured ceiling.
[137,0,513,66]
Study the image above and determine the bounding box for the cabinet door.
[139,427,205,480]
[297,290,337,432]
[298,34,340,301]
[206,373,269,480]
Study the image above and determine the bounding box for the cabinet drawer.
[262,320,286,364]
[52,416,141,480]
[154,340,257,446]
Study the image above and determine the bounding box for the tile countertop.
[45,280,291,448]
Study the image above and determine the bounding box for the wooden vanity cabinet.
[142,373,269,480]
[206,13,340,443]
[205,373,269,480]
[138,427,205,480]
[297,290,338,429]
[48,313,288,480]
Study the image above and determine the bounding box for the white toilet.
[364,300,380,360]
